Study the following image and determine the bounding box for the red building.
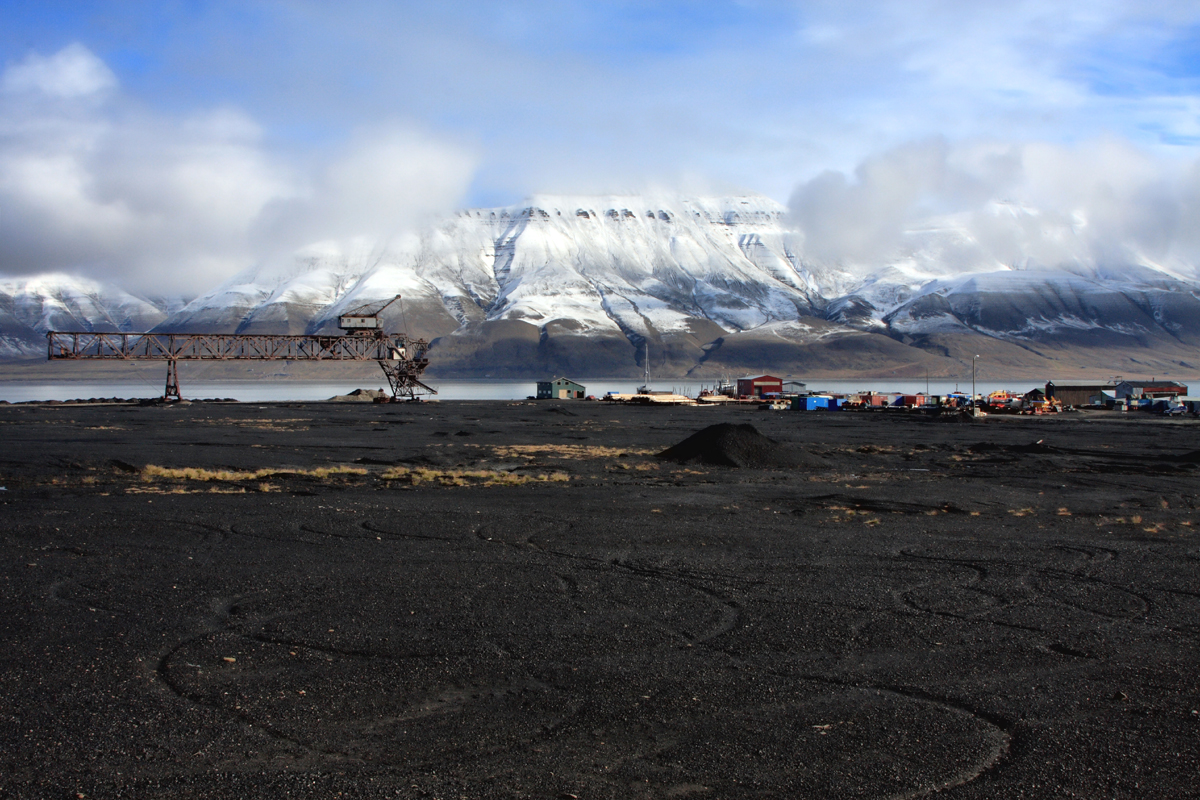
[737,374,783,398]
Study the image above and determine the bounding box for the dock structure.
[46,295,435,402]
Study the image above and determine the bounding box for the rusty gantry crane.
[47,295,435,402]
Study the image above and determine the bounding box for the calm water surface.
[0,378,1051,403]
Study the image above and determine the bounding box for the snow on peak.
[0,272,169,334]
[20,191,1190,367]
[166,193,813,339]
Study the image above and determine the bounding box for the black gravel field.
[1,400,1198,799]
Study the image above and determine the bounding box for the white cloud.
[250,125,478,270]
[788,136,1200,279]
[2,42,117,98]
[0,44,476,295]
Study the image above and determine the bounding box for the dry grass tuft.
[381,466,569,487]
[1008,508,1036,517]
[127,485,247,495]
[306,466,368,479]
[142,464,366,482]
[484,444,657,459]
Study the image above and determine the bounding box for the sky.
[1,1,1199,294]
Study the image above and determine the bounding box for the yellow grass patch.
[483,444,657,459]
[1008,508,1036,517]
[141,464,366,482]
[127,485,247,495]
[380,466,569,487]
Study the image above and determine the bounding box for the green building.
[537,378,586,399]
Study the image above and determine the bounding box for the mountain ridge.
[4,194,1198,379]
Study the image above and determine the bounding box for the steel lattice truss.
[47,330,435,401]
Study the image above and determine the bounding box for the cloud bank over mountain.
[6,191,1197,380]
[0,2,1199,360]
[789,138,1200,282]
[0,44,476,295]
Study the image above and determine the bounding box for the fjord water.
[0,378,1048,404]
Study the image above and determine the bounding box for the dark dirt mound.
[657,423,806,468]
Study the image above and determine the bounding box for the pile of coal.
[328,388,388,402]
[656,423,805,468]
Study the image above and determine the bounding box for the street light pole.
[972,354,980,413]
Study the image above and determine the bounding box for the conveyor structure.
[47,295,435,401]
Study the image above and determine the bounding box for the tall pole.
[644,341,650,390]
[972,355,979,411]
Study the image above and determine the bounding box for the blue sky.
[1,1,1199,291]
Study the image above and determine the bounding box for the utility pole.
[972,355,980,415]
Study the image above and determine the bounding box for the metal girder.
[46,330,436,402]
[46,330,425,361]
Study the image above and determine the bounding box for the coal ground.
[0,400,1198,799]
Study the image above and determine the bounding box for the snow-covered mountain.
[5,194,1199,378]
[0,274,179,359]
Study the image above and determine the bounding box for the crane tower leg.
[164,359,182,402]
[378,360,436,401]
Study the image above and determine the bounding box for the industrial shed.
[537,378,586,399]
[737,375,783,398]
[1115,380,1188,400]
[1045,380,1115,406]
